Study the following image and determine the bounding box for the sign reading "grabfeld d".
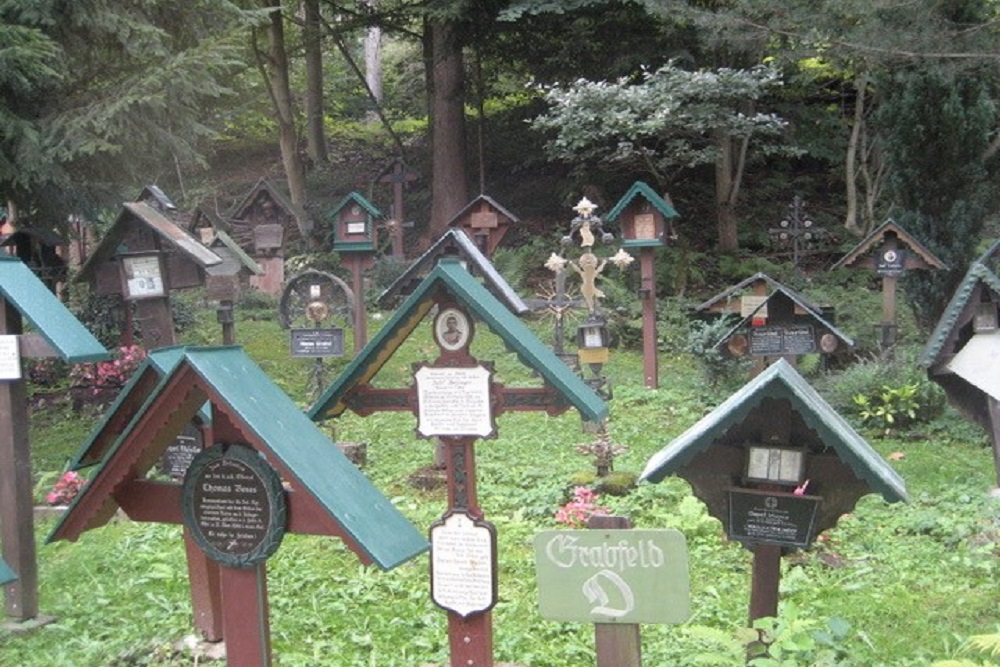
[533,529,690,624]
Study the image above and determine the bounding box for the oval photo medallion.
[182,443,287,568]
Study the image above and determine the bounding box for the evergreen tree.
[0,1,251,230]
[876,67,999,328]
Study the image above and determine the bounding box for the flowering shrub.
[555,486,609,528]
[46,471,87,506]
[70,344,147,393]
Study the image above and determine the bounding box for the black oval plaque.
[181,443,287,568]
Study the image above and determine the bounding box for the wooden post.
[748,543,782,623]
[219,564,272,666]
[347,256,368,353]
[987,397,1000,488]
[588,515,641,667]
[881,274,899,350]
[0,299,37,621]
[183,529,224,641]
[639,247,658,389]
[444,437,493,667]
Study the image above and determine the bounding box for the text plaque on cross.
[430,510,497,617]
[415,365,493,438]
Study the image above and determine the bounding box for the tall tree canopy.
[0,0,251,230]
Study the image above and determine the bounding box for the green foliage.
[876,67,998,329]
[685,315,751,392]
[532,61,792,187]
[814,347,945,424]
[933,631,1000,666]
[749,605,856,667]
[853,383,921,433]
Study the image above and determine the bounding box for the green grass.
[5,305,999,666]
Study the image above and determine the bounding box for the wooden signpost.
[0,255,108,624]
[640,359,907,623]
[534,515,690,667]
[310,258,607,666]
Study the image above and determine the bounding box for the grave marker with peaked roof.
[310,257,604,423]
[50,346,427,664]
[377,228,528,315]
[641,359,906,621]
[833,219,946,349]
[448,194,520,257]
[922,259,1000,485]
[832,219,946,272]
[76,201,222,347]
[0,254,107,621]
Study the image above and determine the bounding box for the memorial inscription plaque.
[290,328,345,358]
[159,422,204,479]
[749,325,816,356]
[430,511,497,617]
[182,443,287,568]
[415,365,494,438]
[727,489,820,549]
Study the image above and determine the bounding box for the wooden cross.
[342,296,579,667]
[377,158,418,259]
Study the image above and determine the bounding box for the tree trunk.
[843,73,868,237]
[364,0,383,107]
[424,19,468,245]
[303,0,328,165]
[261,4,309,237]
[714,128,740,254]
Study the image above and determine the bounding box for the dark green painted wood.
[0,255,107,363]
[54,346,428,570]
[309,258,608,424]
[0,558,16,586]
[640,359,906,503]
[605,181,679,223]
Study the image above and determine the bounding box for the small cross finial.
[573,197,597,218]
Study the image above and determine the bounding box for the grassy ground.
[3,302,998,666]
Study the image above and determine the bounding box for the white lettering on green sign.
[544,534,665,571]
[534,529,691,625]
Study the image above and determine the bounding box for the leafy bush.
[853,383,921,432]
[686,315,751,391]
[814,347,945,427]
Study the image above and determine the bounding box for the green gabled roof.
[605,181,680,222]
[714,286,854,350]
[179,347,427,569]
[208,230,264,276]
[328,191,382,220]
[68,347,210,471]
[640,359,906,503]
[377,228,528,314]
[54,346,427,570]
[0,558,15,586]
[921,262,1000,368]
[0,255,108,363]
[310,257,607,423]
[831,218,947,271]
